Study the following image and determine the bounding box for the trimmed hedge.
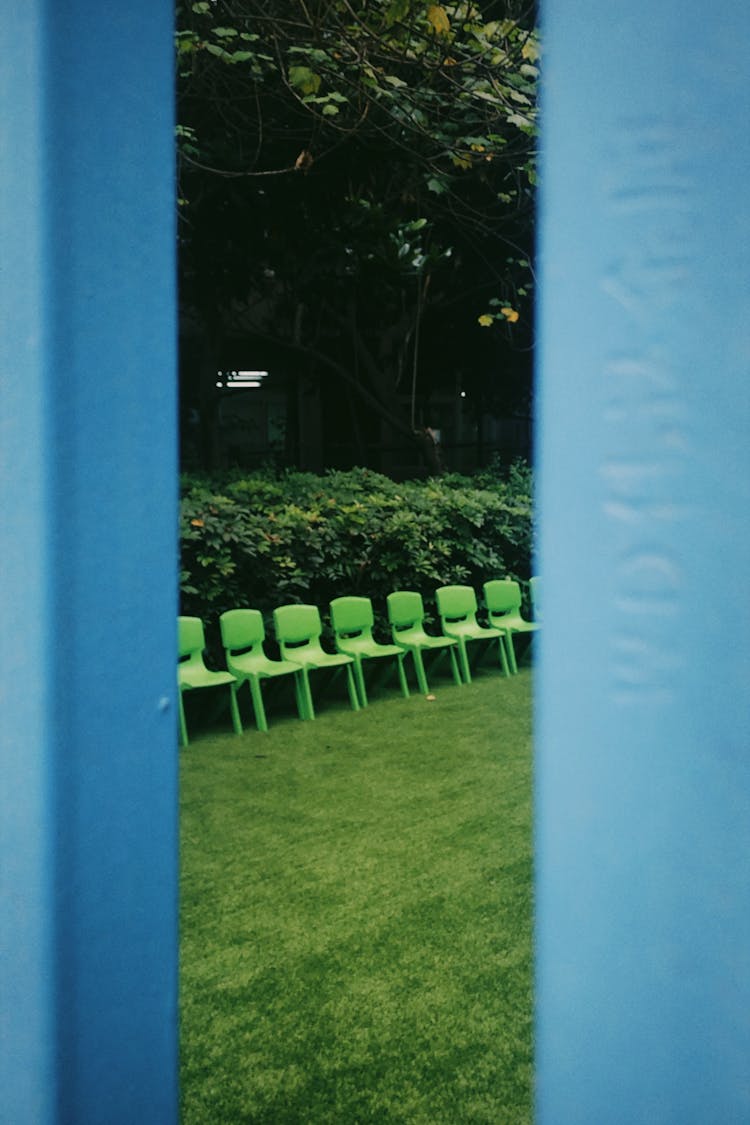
[180,461,535,658]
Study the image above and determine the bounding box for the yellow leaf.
[501,307,520,323]
[478,314,494,327]
[288,65,321,97]
[450,152,472,170]
[521,38,540,62]
[190,518,204,527]
[427,4,451,36]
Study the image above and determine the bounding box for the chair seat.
[179,665,236,691]
[483,579,539,674]
[337,637,404,659]
[435,584,510,682]
[178,616,242,745]
[229,651,302,679]
[220,608,309,731]
[274,603,360,718]
[330,595,410,707]
[394,629,456,650]
[289,647,354,669]
[443,620,503,641]
[387,590,462,695]
[496,613,539,634]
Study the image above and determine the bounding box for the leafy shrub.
[180,462,535,661]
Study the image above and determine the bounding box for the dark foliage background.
[177,1,538,470]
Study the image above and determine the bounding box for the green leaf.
[385,0,411,25]
[522,37,541,62]
[322,103,339,116]
[472,89,503,105]
[507,112,534,131]
[205,43,231,59]
[288,65,322,96]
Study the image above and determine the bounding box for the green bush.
[180,462,535,660]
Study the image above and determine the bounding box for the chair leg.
[248,676,268,733]
[447,645,462,686]
[396,654,410,698]
[300,667,316,720]
[178,690,189,747]
[505,630,518,675]
[457,639,472,684]
[353,659,368,708]
[345,665,361,711]
[497,636,511,677]
[228,684,243,735]
[410,648,429,694]
[293,672,309,721]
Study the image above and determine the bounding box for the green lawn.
[180,664,533,1124]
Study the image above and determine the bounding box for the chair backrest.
[273,603,322,646]
[178,616,205,661]
[483,579,522,616]
[529,575,542,621]
[387,590,424,630]
[220,608,265,653]
[330,596,374,638]
[435,584,478,622]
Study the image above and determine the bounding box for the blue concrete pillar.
[536,2,750,1121]
[1,3,177,1123]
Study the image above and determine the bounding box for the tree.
[176,0,539,470]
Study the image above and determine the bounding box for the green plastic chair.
[273,603,360,719]
[220,608,309,731]
[178,616,242,746]
[483,579,539,675]
[435,585,509,683]
[387,590,461,695]
[529,575,542,622]
[330,596,410,708]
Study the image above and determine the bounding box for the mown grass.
[180,662,533,1124]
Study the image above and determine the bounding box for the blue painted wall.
[1,3,177,1122]
[536,2,750,1121]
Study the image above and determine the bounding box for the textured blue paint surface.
[1,3,177,1123]
[1,10,56,1123]
[536,2,750,1121]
